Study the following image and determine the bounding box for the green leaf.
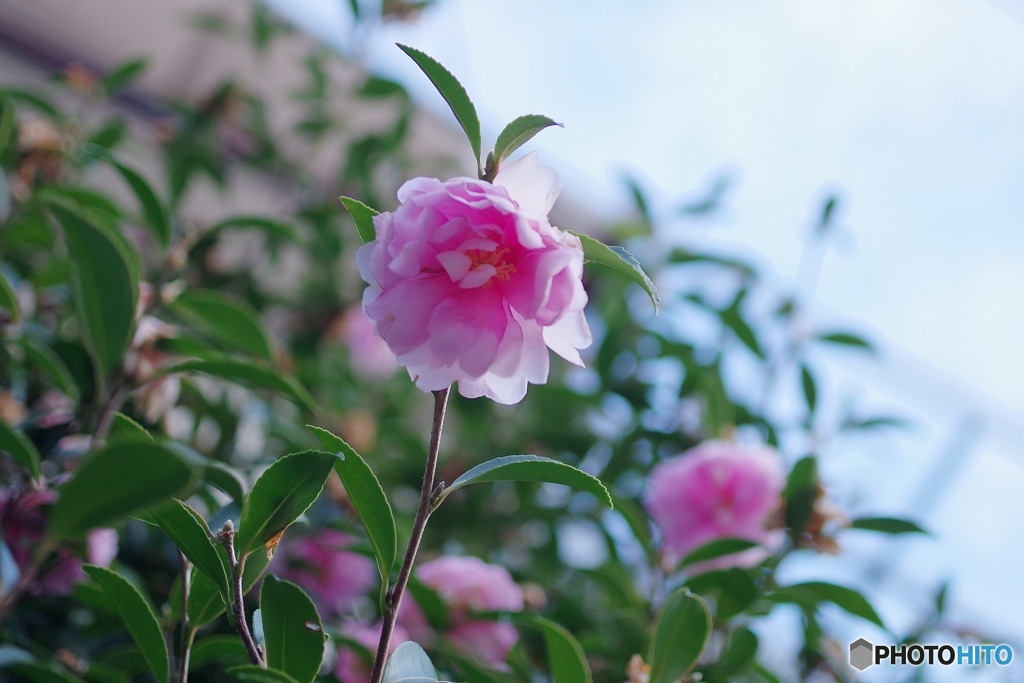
[783,456,818,540]
[339,196,379,244]
[648,588,712,683]
[189,636,249,671]
[517,615,592,683]
[227,666,298,683]
[800,364,817,416]
[437,454,612,509]
[109,412,154,444]
[49,442,195,538]
[0,98,15,156]
[184,550,270,627]
[88,118,127,150]
[849,517,928,535]
[205,463,247,507]
[568,231,660,314]
[381,641,439,683]
[720,307,763,358]
[85,145,170,246]
[816,331,874,354]
[84,565,169,683]
[18,336,79,400]
[493,115,561,167]
[308,426,395,606]
[771,581,885,628]
[205,216,300,243]
[150,499,231,600]
[685,567,759,621]
[397,44,481,172]
[0,418,41,479]
[162,359,314,410]
[0,88,61,119]
[51,204,137,386]
[678,538,758,570]
[235,450,337,558]
[103,58,148,94]
[406,578,449,630]
[260,575,326,683]
[0,645,84,683]
[172,290,274,361]
[0,269,19,322]
[720,627,759,674]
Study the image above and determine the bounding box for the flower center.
[466,246,516,281]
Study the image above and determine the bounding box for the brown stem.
[218,522,264,667]
[94,382,129,446]
[368,387,450,683]
[178,550,193,683]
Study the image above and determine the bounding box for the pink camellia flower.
[0,487,83,596]
[87,528,119,567]
[335,307,399,379]
[357,152,592,404]
[644,441,785,571]
[409,555,524,666]
[270,529,376,618]
[334,621,409,683]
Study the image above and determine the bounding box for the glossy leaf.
[150,499,231,599]
[0,645,84,683]
[339,196,379,244]
[309,425,395,603]
[109,412,153,444]
[84,565,169,683]
[184,550,271,627]
[49,442,194,538]
[85,145,170,246]
[648,588,712,683]
[173,290,274,361]
[51,204,137,385]
[678,538,758,569]
[772,581,885,628]
[438,454,612,509]
[397,44,481,171]
[227,666,298,683]
[235,450,337,558]
[519,615,593,683]
[260,575,326,683]
[205,463,247,507]
[205,216,300,243]
[0,418,41,479]
[20,336,79,399]
[0,269,19,322]
[569,231,660,314]
[849,517,928,535]
[784,456,818,540]
[800,364,817,415]
[381,641,439,683]
[816,331,874,354]
[493,115,561,167]
[163,359,314,410]
[103,58,148,94]
[720,628,759,674]
[189,636,249,671]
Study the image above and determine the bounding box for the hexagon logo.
[850,638,874,671]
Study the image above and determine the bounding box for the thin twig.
[368,387,450,683]
[178,550,193,683]
[218,521,264,667]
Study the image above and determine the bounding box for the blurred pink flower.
[270,529,376,618]
[410,555,524,666]
[334,621,409,683]
[357,152,592,404]
[644,441,785,571]
[0,487,83,596]
[338,307,399,379]
[87,528,119,567]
